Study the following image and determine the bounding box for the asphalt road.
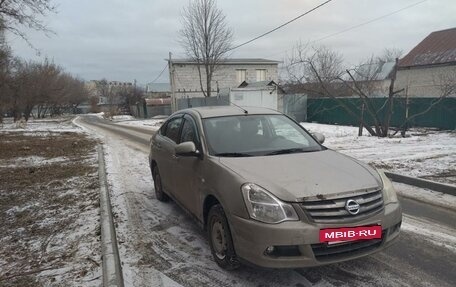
[77,115,456,287]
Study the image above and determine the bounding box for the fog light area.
[264,245,301,257]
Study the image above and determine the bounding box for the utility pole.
[169,52,176,112]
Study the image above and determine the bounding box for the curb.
[98,145,124,287]
[385,171,456,196]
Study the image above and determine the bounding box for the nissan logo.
[345,199,360,215]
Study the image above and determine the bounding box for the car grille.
[311,230,386,261]
[300,188,384,223]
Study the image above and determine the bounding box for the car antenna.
[218,96,248,114]
[231,101,248,114]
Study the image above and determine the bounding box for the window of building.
[256,69,266,82]
[236,69,246,83]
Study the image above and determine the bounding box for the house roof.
[169,58,280,65]
[146,83,170,93]
[399,27,456,68]
[238,80,274,88]
[354,61,395,80]
[236,80,285,93]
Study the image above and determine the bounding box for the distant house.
[85,80,133,112]
[146,83,171,98]
[396,27,456,98]
[168,58,280,104]
[352,61,396,97]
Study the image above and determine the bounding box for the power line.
[263,0,427,59]
[150,63,168,84]
[227,0,334,52]
[311,0,427,43]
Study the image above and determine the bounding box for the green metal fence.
[306,97,456,130]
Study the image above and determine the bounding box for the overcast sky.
[7,0,456,85]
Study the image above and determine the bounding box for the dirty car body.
[148,106,402,269]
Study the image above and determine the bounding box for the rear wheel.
[152,165,169,202]
[207,204,240,270]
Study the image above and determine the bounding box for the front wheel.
[207,204,240,270]
[152,165,169,202]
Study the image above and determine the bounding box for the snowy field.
[114,118,165,131]
[0,118,101,286]
[91,113,166,131]
[1,116,80,133]
[301,123,456,185]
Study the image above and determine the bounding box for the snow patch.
[402,214,456,252]
[301,122,456,184]
[393,182,456,211]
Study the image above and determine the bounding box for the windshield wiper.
[214,152,253,157]
[266,148,307,155]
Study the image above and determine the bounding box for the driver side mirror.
[175,141,200,157]
[312,132,325,144]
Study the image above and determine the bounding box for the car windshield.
[202,114,323,157]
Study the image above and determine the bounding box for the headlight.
[378,170,398,204]
[241,183,299,224]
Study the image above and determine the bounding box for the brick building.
[168,58,280,106]
[396,27,456,98]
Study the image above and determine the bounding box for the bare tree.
[95,79,110,100]
[179,0,233,97]
[285,43,403,137]
[1,58,89,122]
[0,0,56,47]
[94,79,115,118]
[0,40,12,124]
[377,48,403,63]
[0,27,11,95]
[117,83,145,113]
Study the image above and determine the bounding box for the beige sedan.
[149,106,402,270]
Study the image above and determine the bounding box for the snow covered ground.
[89,113,166,131]
[0,118,101,286]
[1,116,80,133]
[113,118,165,131]
[301,123,456,184]
[393,182,456,211]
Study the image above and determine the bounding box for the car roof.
[179,106,282,119]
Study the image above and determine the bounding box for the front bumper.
[229,202,402,268]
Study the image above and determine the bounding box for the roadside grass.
[0,131,101,286]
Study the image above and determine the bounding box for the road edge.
[98,145,124,287]
[385,171,456,196]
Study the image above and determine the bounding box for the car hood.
[218,149,382,202]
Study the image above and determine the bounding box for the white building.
[168,58,280,109]
[396,27,456,98]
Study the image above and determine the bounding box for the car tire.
[152,165,169,202]
[207,204,240,270]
